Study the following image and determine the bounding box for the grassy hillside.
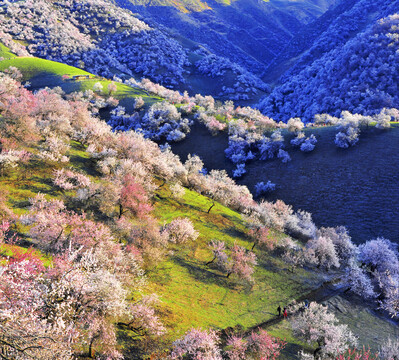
[0,55,163,112]
[152,185,320,334]
[0,138,320,343]
[0,43,16,59]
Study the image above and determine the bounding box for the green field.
[0,43,17,58]
[0,54,162,112]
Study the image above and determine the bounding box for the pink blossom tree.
[336,348,378,360]
[206,241,257,282]
[119,174,153,219]
[162,218,199,245]
[108,82,118,95]
[228,243,257,282]
[169,328,222,360]
[226,330,286,360]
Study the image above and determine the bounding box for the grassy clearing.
[151,185,321,340]
[0,57,91,79]
[0,43,16,59]
[0,56,162,112]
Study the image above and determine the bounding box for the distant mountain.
[258,0,399,122]
[115,0,339,75]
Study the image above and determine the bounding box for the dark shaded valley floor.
[172,123,399,244]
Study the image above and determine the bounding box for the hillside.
[171,123,399,244]
[0,64,331,359]
[3,1,399,359]
[258,0,399,121]
[0,0,270,102]
[116,0,338,77]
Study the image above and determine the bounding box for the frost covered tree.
[344,263,376,299]
[300,135,317,152]
[277,149,291,163]
[316,226,356,266]
[255,181,276,196]
[358,238,399,274]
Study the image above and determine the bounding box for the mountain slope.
[258,0,399,122]
[116,0,338,75]
[0,0,269,102]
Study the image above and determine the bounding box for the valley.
[1,0,399,358]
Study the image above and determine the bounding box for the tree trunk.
[158,179,166,189]
[118,203,123,219]
[206,256,216,266]
[251,242,257,251]
[226,272,231,278]
[88,334,100,358]
[207,201,215,214]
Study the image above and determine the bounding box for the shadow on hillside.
[220,213,244,224]
[172,256,237,290]
[19,176,59,196]
[280,343,304,359]
[220,226,248,240]
[9,199,31,210]
[180,202,208,214]
[69,154,99,177]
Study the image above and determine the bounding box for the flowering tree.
[169,328,222,360]
[287,117,304,133]
[119,175,153,219]
[228,243,257,282]
[226,330,286,360]
[206,241,257,282]
[93,82,104,93]
[379,275,399,318]
[134,97,145,110]
[108,82,117,95]
[207,240,230,271]
[162,218,199,245]
[247,226,276,251]
[343,264,376,299]
[305,236,340,270]
[335,348,378,360]
[53,168,91,191]
[358,238,399,274]
[380,338,399,360]
[21,194,112,253]
[118,294,165,338]
[0,259,73,359]
[290,302,357,357]
[317,227,356,266]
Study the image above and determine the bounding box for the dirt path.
[246,278,347,334]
